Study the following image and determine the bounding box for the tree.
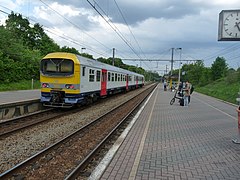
[226,68,238,84]
[199,67,211,86]
[0,25,33,62]
[5,12,60,55]
[187,60,205,85]
[211,57,228,81]
[5,12,30,46]
[60,46,80,54]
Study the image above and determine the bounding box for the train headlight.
[42,83,49,88]
[65,84,75,89]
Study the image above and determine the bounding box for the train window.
[118,74,120,81]
[108,72,111,81]
[115,73,117,81]
[112,73,114,81]
[82,67,86,76]
[41,59,74,76]
[121,74,123,81]
[96,70,101,82]
[89,69,95,82]
[123,75,125,81]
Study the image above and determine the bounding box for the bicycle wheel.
[170,98,175,105]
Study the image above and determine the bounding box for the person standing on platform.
[187,80,193,103]
[163,81,167,91]
[183,81,190,106]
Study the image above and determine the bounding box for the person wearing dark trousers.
[183,81,191,106]
[186,80,192,104]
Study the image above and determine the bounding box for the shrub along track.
[0,84,156,179]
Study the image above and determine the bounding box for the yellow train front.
[40,52,144,108]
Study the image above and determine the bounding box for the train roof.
[43,52,144,77]
[76,55,143,77]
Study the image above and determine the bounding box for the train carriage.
[40,52,144,107]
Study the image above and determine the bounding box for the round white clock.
[224,12,240,37]
[218,9,240,41]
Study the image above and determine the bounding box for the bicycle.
[170,89,183,105]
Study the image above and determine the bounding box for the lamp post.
[176,48,182,86]
[81,47,86,53]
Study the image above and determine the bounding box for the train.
[40,52,145,107]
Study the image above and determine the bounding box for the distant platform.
[0,89,40,105]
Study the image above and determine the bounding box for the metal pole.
[31,78,34,89]
[112,48,115,66]
[170,48,174,76]
[169,48,174,90]
[177,48,182,85]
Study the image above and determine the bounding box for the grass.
[196,80,240,105]
[0,79,40,91]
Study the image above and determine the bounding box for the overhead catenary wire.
[113,0,146,58]
[38,0,112,53]
[203,43,240,62]
[38,0,150,64]
[0,5,149,68]
[8,1,239,70]
[86,0,157,71]
[86,0,143,60]
[113,0,153,70]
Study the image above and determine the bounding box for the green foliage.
[196,79,240,104]
[0,11,161,90]
[226,69,239,84]
[0,80,40,91]
[0,12,62,85]
[81,53,93,59]
[5,12,30,45]
[181,60,205,85]
[60,46,80,55]
[210,57,228,81]
[198,67,211,86]
[2,11,238,104]
[5,12,60,54]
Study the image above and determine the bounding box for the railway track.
[0,109,54,137]
[0,84,156,179]
[0,108,83,137]
[0,92,122,138]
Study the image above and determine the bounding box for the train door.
[101,69,107,96]
[126,74,129,91]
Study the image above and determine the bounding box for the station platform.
[92,84,240,180]
[0,90,42,121]
[0,89,40,105]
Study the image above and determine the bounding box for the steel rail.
[0,108,54,137]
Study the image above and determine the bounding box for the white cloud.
[0,0,239,69]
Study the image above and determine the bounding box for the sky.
[0,0,240,75]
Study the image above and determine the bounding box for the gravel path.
[0,85,151,174]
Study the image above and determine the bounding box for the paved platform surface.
[98,84,240,180]
[0,89,40,105]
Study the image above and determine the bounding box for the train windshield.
[41,58,74,76]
